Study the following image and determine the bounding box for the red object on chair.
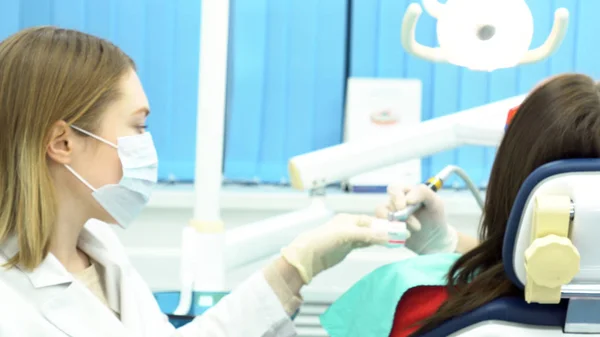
[506,106,519,128]
[389,286,449,337]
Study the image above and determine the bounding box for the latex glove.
[376,183,458,255]
[281,214,389,284]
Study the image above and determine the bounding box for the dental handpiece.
[387,165,485,222]
[387,166,455,222]
[387,176,443,222]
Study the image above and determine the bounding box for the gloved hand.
[281,214,389,284]
[376,183,458,255]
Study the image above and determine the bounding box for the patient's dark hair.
[412,73,600,336]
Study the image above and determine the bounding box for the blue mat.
[154,291,195,328]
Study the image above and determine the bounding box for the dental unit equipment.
[388,165,485,222]
[171,0,568,326]
[401,0,569,71]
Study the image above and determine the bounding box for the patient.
[381,73,600,336]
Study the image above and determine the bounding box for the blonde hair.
[0,27,134,270]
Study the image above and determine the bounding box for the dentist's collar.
[0,233,74,288]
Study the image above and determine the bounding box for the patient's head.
[414,73,600,335]
[485,73,600,246]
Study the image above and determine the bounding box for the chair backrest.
[420,159,600,336]
[502,159,600,293]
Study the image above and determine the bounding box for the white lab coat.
[0,219,297,337]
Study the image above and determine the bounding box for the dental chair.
[420,159,600,337]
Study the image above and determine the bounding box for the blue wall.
[0,0,201,181]
[2,1,599,187]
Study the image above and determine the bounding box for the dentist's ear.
[46,120,74,165]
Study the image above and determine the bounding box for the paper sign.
[344,78,422,192]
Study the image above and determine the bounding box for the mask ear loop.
[71,125,118,149]
[64,165,97,192]
[66,125,118,192]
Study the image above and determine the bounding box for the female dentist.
[0,27,391,337]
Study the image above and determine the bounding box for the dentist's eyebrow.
[132,107,150,116]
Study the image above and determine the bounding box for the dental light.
[401,0,569,71]
[289,94,525,191]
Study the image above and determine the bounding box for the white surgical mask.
[65,125,159,229]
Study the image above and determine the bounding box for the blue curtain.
[224,0,349,184]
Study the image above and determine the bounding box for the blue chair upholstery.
[418,297,568,337]
[419,159,600,336]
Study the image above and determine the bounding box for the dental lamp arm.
[289,95,524,191]
[401,3,445,63]
[519,8,569,65]
[422,0,444,19]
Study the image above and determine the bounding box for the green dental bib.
[320,253,461,337]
